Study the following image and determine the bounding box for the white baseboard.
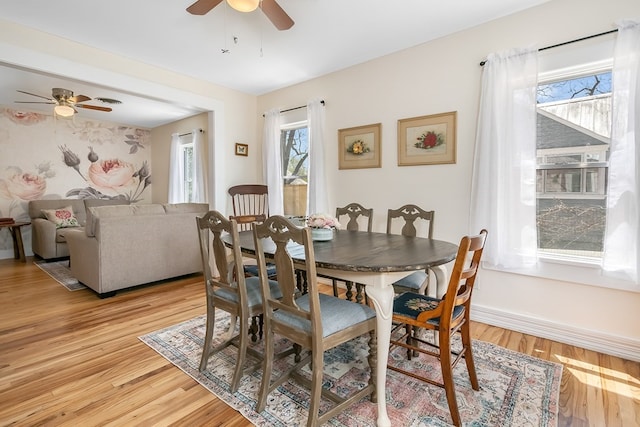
[471,304,640,362]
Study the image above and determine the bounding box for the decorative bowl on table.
[311,227,334,241]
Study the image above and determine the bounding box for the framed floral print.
[338,123,381,169]
[397,111,457,166]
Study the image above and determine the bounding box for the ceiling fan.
[187,0,294,31]
[15,88,113,117]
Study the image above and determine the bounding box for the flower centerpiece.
[306,213,340,241]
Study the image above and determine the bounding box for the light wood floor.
[0,257,638,426]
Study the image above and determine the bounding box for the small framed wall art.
[397,111,457,166]
[235,143,248,156]
[338,123,381,170]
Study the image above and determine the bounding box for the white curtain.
[307,98,328,215]
[470,48,539,269]
[191,129,208,203]
[168,132,184,203]
[603,20,640,284]
[263,109,284,215]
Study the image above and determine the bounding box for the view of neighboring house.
[536,93,611,257]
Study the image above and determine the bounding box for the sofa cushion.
[85,204,166,237]
[56,227,82,243]
[42,206,81,228]
[84,199,131,239]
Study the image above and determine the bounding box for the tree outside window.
[281,123,309,216]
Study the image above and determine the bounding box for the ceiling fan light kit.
[54,104,75,118]
[227,0,259,12]
[15,87,113,117]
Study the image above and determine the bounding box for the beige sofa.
[65,203,209,298]
[28,199,129,260]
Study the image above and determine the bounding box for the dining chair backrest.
[228,184,269,231]
[196,210,245,301]
[253,215,321,340]
[336,202,373,232]
[419,229,487,327]
[386,204,435,238]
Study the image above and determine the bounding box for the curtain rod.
[262,100,325,117]
[178,128,204,137]
[479,28,619,66]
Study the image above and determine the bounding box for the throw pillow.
[42,206,80,229]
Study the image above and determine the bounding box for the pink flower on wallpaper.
[3,109,47,125]
[0,172,47,200]
[88,159,135,190]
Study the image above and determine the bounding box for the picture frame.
[338,123,381,170]
[397,111,457,166]
[235,143,248,156]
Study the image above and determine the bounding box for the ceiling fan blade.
[187,0,223,15]
[75,104,112,112]
[69,95,91,103]
[260,0,294,30]
[16,90,54,102]
[14,101,56,104]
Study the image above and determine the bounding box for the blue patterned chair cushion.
[393,292,465,327]
[213,276,282,307]
[392,270,427,291]
[273,293,376,337]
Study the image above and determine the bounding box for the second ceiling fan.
[187,0,294,31]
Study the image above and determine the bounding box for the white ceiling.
[0,0,551,128]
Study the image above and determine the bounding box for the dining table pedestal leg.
[364,282,394,427]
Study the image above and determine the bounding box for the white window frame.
[525,58,638,290]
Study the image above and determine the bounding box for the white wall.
[257,0,640,360]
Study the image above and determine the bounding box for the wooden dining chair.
[228,184,269,231]
[388,229,488,427]
[195,210,284,392]
[253,216,377,427]
[386,204,435,295]
[333,202,373,303]
[228,184,277,281]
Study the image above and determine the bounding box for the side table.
[0,221,30,262]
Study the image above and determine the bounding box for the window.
[536,71,611,259]
[175,134,195,203]
[280,121,309,216]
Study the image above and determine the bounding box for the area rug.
[139,312,562,426]
[34,259,86,291]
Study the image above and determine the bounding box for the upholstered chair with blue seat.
[386,204,435,295]
[195,210,284,392]
[389,229,488,427]
[253,215,377,427]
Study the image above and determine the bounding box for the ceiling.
[0,0,551,128]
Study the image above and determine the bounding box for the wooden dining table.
[227,229,458,427]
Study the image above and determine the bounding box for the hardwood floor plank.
[0,257,638,426]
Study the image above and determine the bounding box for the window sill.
[484,256,639,292]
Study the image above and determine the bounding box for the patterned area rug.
[34,259,86,291]
[139,312,562,426]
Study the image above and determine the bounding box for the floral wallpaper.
[0,108,151,258]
